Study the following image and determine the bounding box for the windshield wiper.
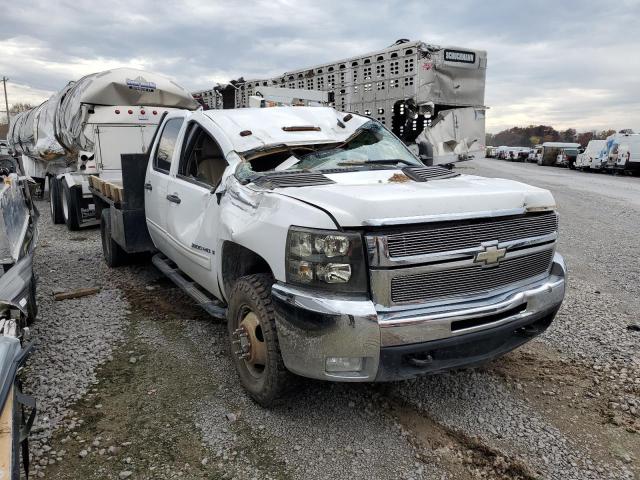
[336,158,416,167]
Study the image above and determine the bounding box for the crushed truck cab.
[97,106,565,405]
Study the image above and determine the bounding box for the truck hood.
[272,170,555,227]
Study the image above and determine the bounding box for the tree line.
[1,103,37,139]
[486,125,621,148]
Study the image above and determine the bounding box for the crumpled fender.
[217,176,337,288]
[0,253,34,314]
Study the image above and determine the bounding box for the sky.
[0,0,639,133]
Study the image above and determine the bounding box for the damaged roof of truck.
[203,107,369,153]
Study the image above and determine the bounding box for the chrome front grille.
[385,212,557,258]
[366,211,559,307]
[390,249,554,304]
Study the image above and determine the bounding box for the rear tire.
[62,180,81,231]
[227,274,293,407]
[100,208,129,267]
[49,176,64,224]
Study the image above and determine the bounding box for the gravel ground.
[23,209,130,477]
[21,161,640,479]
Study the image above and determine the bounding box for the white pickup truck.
[93,106,566,406]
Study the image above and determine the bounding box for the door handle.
[144,182,152,191]
[166,194,181,204]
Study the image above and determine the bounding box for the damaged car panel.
[0,157,38,478]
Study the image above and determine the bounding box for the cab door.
[144,116,186,253]
[164,120,231,296]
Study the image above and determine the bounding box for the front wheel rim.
[233,308,267,379]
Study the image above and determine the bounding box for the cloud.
[1,0,638,133]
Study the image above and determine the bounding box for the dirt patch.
[41,318,225,479]
[388,173,411,183]
[390,398,539,480]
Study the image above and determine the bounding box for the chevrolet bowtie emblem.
[474,243,507,266]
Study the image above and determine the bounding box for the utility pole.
[1,77,9,125]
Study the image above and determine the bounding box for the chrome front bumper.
[272,253,566,382]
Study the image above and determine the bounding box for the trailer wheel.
[62,180,81,231]
[100,209,129,267]
[227,274,293,407]
[49,176,64,224]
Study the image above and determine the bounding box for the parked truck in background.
[7,68,199,230]
[575,139,606,170]
[94,106,566,406]
[195,39,488,167]
[604,132,640,174]
[536,142,581,166]
[529,145,542,163]
[509,147,532,162]
[555,146,580,168]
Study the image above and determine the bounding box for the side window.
[153,118,184,173]
[178,123,228,188]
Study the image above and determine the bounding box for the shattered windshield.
[236,120,421,183]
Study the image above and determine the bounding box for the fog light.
[325,356,363,373]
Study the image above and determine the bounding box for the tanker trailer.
[8,68,199,230]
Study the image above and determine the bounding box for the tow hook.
[407,354,434,367]
[232,328,251,360]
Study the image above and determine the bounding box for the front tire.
[100,208,129,267]
[49,176,64,224]
[227,274,293,407]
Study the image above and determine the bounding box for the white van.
[576,140,606,170]
[613,134,640,173]
[529,145,541,163]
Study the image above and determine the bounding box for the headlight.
[286,227,367,293]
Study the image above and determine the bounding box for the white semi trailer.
[8,68,199,230]
[198,39,488,166]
